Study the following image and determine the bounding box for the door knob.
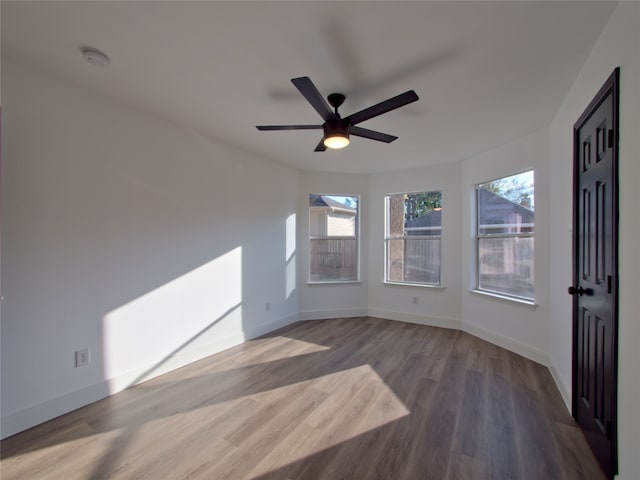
[568,286,593,296]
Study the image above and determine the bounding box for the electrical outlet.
[75,348,90,367]
[412,296,419,304]
[265,302,271,312]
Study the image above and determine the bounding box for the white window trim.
[384,281,445,289]
[470,288,538,309]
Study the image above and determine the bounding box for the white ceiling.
[2,1,616,174]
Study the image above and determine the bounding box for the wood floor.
[1,317,605,479]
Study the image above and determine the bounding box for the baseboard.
[461,321,549,366]
[367,308,461,330]
[1,378,113,441]
[298,308,368,321]
[548,360,572,412]
[1,313,297,440]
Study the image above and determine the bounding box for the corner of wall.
[547,358,572,412]
[460,320,549,367]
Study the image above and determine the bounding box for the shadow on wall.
[102,247,244,392]
[101,213,300,388]
[99,213,298,396]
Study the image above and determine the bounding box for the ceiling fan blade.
[346,46,461,99]
[314,139,328,152]
[350,126,397,143]
[256,125,323,131]
[291,77,335,122]
[345,90,419,125]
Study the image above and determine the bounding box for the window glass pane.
[403,237,441,283]
[385,191,441,285]
[395,192,442,236]
[478,236,534,299]
[310,238,357,281]
[386,238,405,282]
[387,238,441,284]
[309,195,358,237]
[477,171,534,235]
[309,194,359,282]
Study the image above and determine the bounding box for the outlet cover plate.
[75,348,90,367]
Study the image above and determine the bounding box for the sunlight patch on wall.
[286,213,296,299]
[102,247,243,382]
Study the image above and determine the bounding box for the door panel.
[596,180,606,285]
[571,68,619,479]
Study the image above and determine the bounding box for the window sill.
[470,289,538,309]
[307,281,362,286]
[384,281,445,289]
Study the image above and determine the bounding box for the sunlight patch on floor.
[243,364,410,478]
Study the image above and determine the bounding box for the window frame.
[474,170,535,302]
[308,193,360,284]
[384,190,443,287]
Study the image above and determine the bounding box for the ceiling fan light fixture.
[323,121,350,149]
[324,133,350,149]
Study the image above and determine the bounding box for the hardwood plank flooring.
[1,317,606,479]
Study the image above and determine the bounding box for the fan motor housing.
[323,119,350,137]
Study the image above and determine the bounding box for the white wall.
[548,3,640,479]
[460,129,551,366]
[1,60,300,438]
[367,161,462,329]
[298,172,369,320]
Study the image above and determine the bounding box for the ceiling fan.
[256,76,419,151]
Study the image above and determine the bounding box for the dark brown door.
[570,68,619,479]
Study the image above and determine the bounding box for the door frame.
[571,67,619,478]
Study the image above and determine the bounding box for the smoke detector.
[81,47,110,67]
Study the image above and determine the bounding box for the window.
[476,171,534,301]
[309,194,359,282]
[385,191,442,286]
